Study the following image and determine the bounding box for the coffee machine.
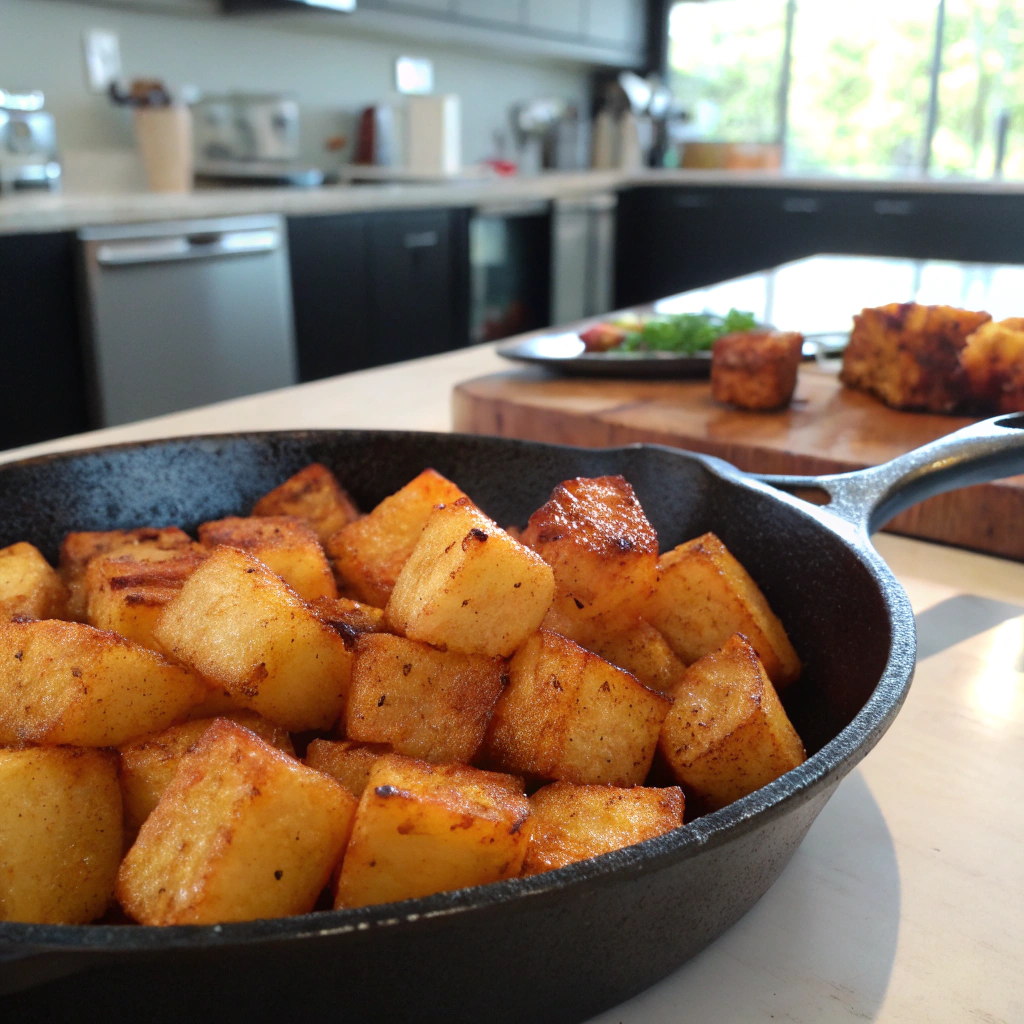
[0,89,61,193]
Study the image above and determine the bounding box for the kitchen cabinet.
[525,0,584,36]
[585,0,644,49]
[454,0,522,27]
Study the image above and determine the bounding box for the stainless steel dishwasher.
[79,214,297,427]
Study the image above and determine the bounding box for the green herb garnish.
[620,308,758,354]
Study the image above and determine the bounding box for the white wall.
[0,0,590,185]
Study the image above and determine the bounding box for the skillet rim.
[0,429,916,953]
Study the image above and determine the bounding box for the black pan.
[1,415,1022,1023]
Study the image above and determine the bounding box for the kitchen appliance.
[78,215,297,426]
[1,416,1022,1020]
[551,192,616,324]
[0,88,60,193]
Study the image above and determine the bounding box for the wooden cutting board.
[452,362,1024,561]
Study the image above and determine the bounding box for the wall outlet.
[82,29,122,94]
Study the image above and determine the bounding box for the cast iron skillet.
[1,415,1022,1022]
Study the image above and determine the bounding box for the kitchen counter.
[2,339,1021,1024]
[3,167,1024,236]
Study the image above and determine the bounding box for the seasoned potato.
[711,329,804,411]
[572,617,686,697]
[326,468,466,607]
[0,746,122,923]
[521,476,658,633]
[334,753,530,909]
[646,532,801,688]
[0,542,67,621]
[346,633,506,763]
[117,720,355,925]
[118,711,296,837]
[310,595,387,645]
[483,630,671,787]
[0,619,207,747]
[386,498,553,657]
[659,634,806,812]
[155,546,353,732]
[198,516,337,602]
[522,782,683,876]
[960,317,1024,413]
[304,738,391,798]
[61,526,199,621]
[252,463,360,545]
[84,551,207,651]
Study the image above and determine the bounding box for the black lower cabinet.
[0,231,90,450]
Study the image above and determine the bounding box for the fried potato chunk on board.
[960,317,1024,414]
[252,463,360,546]
[346,633,506,763]
[334,753,530,909]
[85,551,207,651]
[0,542,67,621]
[522,782,683,877]
[60,526,199,621]
[386,498,554,657]
[659,634,806,812]
[483,630,671,787]
[154,546,353,732]
[0,746,122,924]
[521,475,658,634]
[646,532,801,688]
[304,739,391,798]
[198,515,337,602]
[117,720,355,925]
[572,617,686,697]
[326,468,466,608]
[711,329,804,411]
[119,711,296,837]
[0,619,207,747]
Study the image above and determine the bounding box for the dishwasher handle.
[93,228,281,267]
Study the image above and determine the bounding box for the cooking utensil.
[2,416,1022,1021]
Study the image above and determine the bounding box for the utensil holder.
[134,105,193,193]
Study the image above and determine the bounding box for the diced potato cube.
[521,476,659,633]
[117,720,355,925]
[118,711,296,837]
[60,526,199,621]
[659,634,806,812]
[198,516,337,602]
[646,532,801,687]
[310,595,387,646]
[326,468,466,607]
[0,542,67,621]
[252,463,360,545]
[483,630,671,787]
[304,738,391,798]
[571,617,686,697]
[346,633,506,763]
[960,317,1024,413]
[84,551,207,651]
[0,619,207,747]
[0,746,122,923]
[334,753,530,909]
[522,782,683,876]
[154,546,353,731]
[386,498,554,657]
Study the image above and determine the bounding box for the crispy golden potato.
[304,738,391,798]
[326,468,466,607]
[154,546,353,732]
[960,317,1024,414]
[522,782,683,876]
[117,720,355,925]
[571,616,686,697]
[84,551,207,651]
[711,330,804,411]
[0,746,122,923]
[346,633,506,763]
[483,630,671,787]
[0,542,67,621]
[60,526,200,621]
[118,711,296,837]
[310,595,387,645]
[386,498,554,657]
[646,532,801,688]
[840,302,991,412]
[0,619,207,747]
[198,515,337,602]
[334,753,530,909]
[252,463,360,545]
[659,634,806,812]
[521,476,658,634]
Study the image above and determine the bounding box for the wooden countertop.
[2,342,1021,1024]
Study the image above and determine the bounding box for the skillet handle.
[756,412,1024,533]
